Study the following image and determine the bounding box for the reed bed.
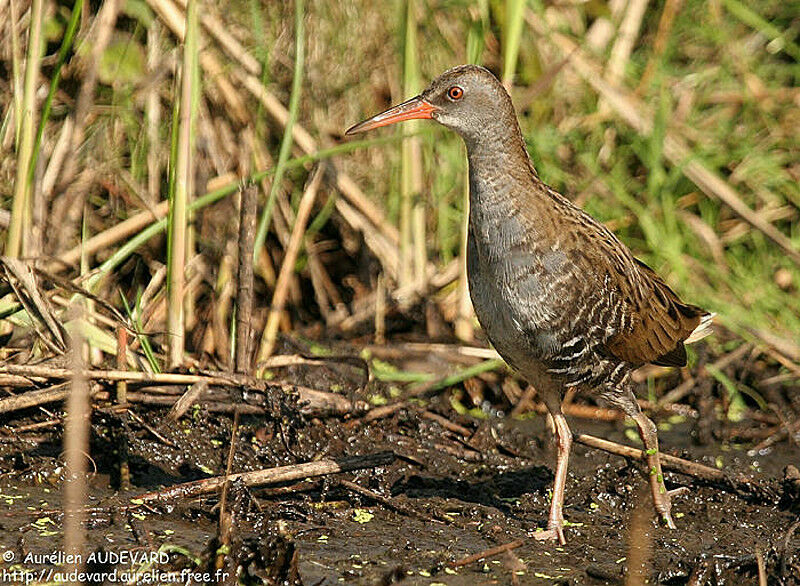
[0,0,796,411]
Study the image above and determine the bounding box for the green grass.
[253,0,305,264]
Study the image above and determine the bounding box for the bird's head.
[346,65,513,142]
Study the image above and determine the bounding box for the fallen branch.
[0,364,251,386]
[575,433,780,502]
[338,478,450,525]
[657,342,753,407]
[449,539,524,568]
[129,452,395,504]
[0,382,87,413]
[0,365,367,417]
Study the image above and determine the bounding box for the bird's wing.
[603,258,706,367]
[521,188,711,368]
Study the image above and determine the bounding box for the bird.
[346,64,714,544]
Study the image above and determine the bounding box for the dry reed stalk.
[637,0,685,92]
[333,197,401,282]
[599,0,650,117]
[247,131,301,299]
[400,0,423,288]
[586,0,628,51]
[147,0,412,286]
[166,0,198,368]
[7,0,44,258]
[197,46,250,125]
[258,166,325,362]
[0,365,367,416]
[235,185,257,374]
[172,0,260,75]
[449,540,524,568]
[606,0,650,86]
[167,380,208,420]
[678,210,727,269]
[50,187,170,270]
[0,383,72,413]
[57,0,122,190]
[41,117,72,198]
[721,205,795,243]
[29,155,45,258]
[64,322,89,576]
[252,0,304,265]
[7,0,23,147]
[146,21,162,202]
[526,12,800,266]
[115,326,130,489]
[129,452,395,504]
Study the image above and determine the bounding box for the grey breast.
[466,207,567,375]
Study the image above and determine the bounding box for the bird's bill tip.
[345,97,437,135]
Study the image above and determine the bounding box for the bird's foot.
[659,509,677,529]
[655,487,690,529]
[651,486,677,529]
[529,524,566,546]
[644,451,680,530]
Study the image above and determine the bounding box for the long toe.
[651,488,676,529]
[530,524,566,545]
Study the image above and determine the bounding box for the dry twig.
[128,452,395,504]
[449,540,524,568]
[575,433,779,502]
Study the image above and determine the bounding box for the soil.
[1,368,798,586]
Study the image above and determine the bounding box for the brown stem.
[235,185,257,374]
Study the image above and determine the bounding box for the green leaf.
[123,0,155,26]
[99,36,145,86]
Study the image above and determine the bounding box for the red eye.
[447,86,464,100]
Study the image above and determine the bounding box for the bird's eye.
[447,86,464,100]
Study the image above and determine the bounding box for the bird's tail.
[685,312,715,344]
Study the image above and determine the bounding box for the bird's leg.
[615,396,676,529]
[533,389,572,545]
[631,409,675,529]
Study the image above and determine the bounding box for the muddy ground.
[1,347,799,586]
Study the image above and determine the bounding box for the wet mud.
[1,385,798,585]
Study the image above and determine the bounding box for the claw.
[667,486,690,499]
[530,526,566,546]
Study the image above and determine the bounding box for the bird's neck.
[464,121,540,213]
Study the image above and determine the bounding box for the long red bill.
[345,96,437,135]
